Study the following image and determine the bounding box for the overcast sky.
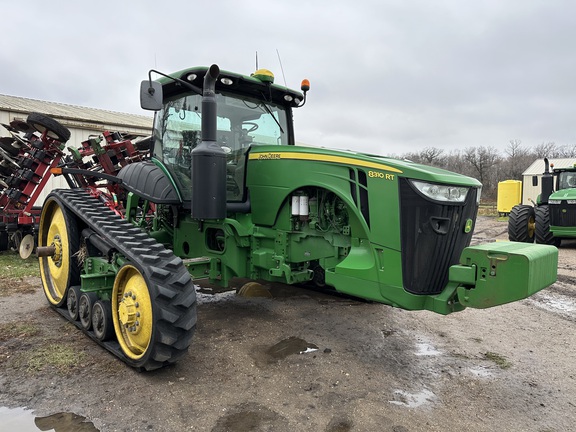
[1,0,575,156]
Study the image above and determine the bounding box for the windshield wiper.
[259,99,284,134]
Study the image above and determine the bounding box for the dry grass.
[0,252,39,278]
[483,351,512,369]
[0,322,40,341]
[0,252,40,297]
[478,203,498,217]
[26,344,86,372]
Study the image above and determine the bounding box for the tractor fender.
[117,161,181,204]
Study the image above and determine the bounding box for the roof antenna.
[255,51,259,70]
[276,49,287,87]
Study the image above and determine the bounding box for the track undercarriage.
[39,189,196,371]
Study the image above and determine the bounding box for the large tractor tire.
[535,205,561,247]
[26,112,71,143]
[38,197,81,307]
[508,205,536,243]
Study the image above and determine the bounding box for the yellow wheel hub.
[112,265,153,360]
[528,216,536,238]
[39,203,71,305]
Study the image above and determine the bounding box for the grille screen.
[399,179,478,295]
[550,203,576,227]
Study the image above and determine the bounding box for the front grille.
[399,179,477,295]
[549,202,576,227]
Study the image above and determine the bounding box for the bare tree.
[500,140,534,180]
[533,142,559,159]
[555,144,576,158]
[442,150,467,175]
[419,147,445,167]
[463,146,501,199]
[505,140,526,158]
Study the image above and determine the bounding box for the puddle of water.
[388,389,436,408]
[469,366,493,377]
[195,289,237,304]
[539,294,576,312]
[266,337,319,359]
[0,407,37,432]
[195,279,357,304]
[415,341,441,356]
[0,407,98,431]
[35,412,98,432]
[530,291,576,318]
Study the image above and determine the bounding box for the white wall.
[522,175,540,205]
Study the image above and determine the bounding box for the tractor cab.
[555,167,576,190]
[143,67,305,204]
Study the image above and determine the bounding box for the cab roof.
[159,66,304,109]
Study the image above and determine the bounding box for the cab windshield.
[153,91,289,201]
[558,171,576,190]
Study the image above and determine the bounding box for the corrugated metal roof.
[523,158,576,175]
[0,94,152,134]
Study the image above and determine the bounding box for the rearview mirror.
[140,81,163,111]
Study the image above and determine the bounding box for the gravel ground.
[0,216,574,432]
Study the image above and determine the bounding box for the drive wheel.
[535,205,561,247]
[92,300,114,341]
[112,265,154,362]
[508,205,535,243]
[79,292,99,330]
[39,197,81,307]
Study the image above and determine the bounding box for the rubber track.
[47,189,197,371]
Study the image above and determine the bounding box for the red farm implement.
[0,113,149,253]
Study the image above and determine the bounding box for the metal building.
[0,94,152,202]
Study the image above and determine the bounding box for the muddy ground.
[0,216,575,432]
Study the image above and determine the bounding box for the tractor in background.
[508,158,576,246]
[36,64,558,370]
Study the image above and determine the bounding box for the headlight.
[568,200,576,204]
[410,180,469,203]
[549,200,561,205]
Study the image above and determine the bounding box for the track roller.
[92,300,114,342]
[79,292,99,330]
[67,286,81,321]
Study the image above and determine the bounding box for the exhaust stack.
[191,64,227,220]
[541,157,554,205]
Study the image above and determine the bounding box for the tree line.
[393,141,576,201]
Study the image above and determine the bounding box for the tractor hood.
[250,144,482,188]
[549,188,576,202]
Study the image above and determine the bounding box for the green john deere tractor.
[509,158,576,246]
[37,64,558,370]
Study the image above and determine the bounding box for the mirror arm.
[148,69,202,95]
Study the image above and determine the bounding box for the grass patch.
[483,351,512,369]
[0,252,39,278]
[0,252,40,296]
[27,344,86,372]
[0,322,40,341]
[478,203,498,217]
